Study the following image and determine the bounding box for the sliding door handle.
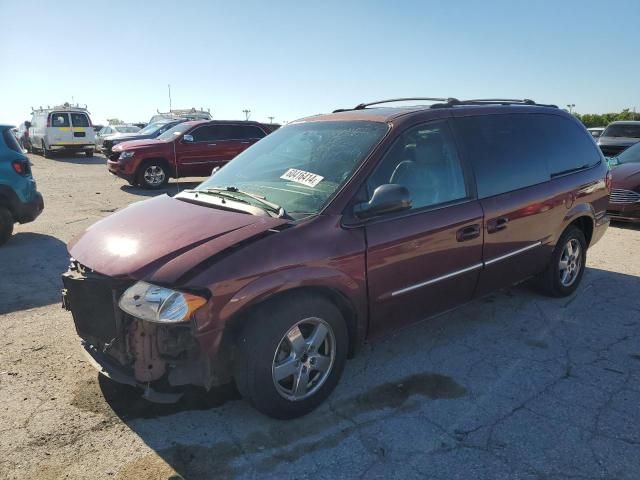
[457,224,481,242]
[487,217,509,233]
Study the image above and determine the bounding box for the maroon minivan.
[63,98,610,418]
[107,120,275,188]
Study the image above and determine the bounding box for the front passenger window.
[367,122,468,210]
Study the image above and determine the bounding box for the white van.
[30,103,96,157]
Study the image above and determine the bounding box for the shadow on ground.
[0,232,68,314]
[45,153,107,165]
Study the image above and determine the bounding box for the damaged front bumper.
[62,261,215,403]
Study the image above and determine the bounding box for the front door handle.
[487,217,509,234]
[456,224,481,242]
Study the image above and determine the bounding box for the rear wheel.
[137,160,169,189]
[42,141,51,158]
[0,206,14,246]
[234,294,348,419]
[537,226,587,297]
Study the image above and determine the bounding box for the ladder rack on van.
[31,102,90,113]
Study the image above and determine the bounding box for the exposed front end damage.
[61,260,211,403]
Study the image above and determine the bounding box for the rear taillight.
[12,160,30,175]
[605,170,612,191]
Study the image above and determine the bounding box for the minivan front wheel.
[234,294,348,419]
[539,226,587,297]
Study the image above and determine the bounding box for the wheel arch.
[562,203,595,247]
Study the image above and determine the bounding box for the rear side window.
[453,114,552,198]
[230,125,266,139]
[602,124,640,138]
[70,113,90,127]
[2,129,22,153]
[51,113,70,127]
[190,125,231,142]
[538,116,601,176]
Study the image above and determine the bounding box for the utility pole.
[566,103,575,114]
[267,116,275,124]
[242,109,251,121]
[168,84,172,112]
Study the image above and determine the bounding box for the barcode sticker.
[280,168,324,188]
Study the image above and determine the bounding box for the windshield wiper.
[202,187,293,219]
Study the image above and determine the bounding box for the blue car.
[0,125,44,245]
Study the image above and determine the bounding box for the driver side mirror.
[183,134,194,143]
[353,184,412,219]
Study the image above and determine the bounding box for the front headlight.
[119,151,135,160]
[118,281,207,323]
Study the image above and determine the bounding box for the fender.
[218,264,367,343]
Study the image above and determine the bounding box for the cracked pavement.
[1,153,639,479]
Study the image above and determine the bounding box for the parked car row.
[61,97,612,418]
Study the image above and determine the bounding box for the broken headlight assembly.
[118,281,207,323]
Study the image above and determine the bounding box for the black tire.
[85,149,94,157]
[234,293,348,419]
[42,141,51,158]
[537,226,587,297]
[136,160,169,189]
[0,206,14,246]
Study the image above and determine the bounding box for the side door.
[48,112,73,146]
[176,124,226,177]
[361,120,484,337]
[451,113,559,297]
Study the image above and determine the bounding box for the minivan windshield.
[602,124,640,138]
[196,121,389,219]
[156,122,193,141]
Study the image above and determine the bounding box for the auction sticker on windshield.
[280,168,324,188]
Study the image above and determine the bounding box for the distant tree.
[575,109,640,128]
[106,118,124,125]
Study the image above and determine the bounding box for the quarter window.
[51,113,70,127]
[367,121,468,210]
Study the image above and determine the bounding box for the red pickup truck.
[107,120,278,188]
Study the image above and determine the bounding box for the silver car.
[597,121,640,157]
[95,125,141,151]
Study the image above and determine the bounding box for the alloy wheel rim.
[272,317,336,401]
[559,238,582,287]
[144,166,165,185]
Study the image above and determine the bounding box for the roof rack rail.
[333,97,558,113]
[430,98,558,109]
[333,97,459,113]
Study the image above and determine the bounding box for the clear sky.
[1,0,638,126]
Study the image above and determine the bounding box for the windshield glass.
[615,141,640,165]
[196,121,389,219]
[115,126,140,133]
[602,124,640,138]
[138,122,168,135]
[156,122,193,141]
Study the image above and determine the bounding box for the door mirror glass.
[183,134,194,143]
[354,184,411,219]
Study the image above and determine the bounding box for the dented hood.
[68,195,287,283]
